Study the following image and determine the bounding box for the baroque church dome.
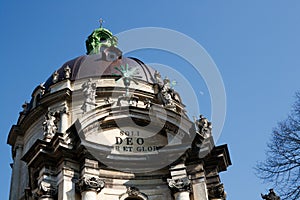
[7,22,231,200]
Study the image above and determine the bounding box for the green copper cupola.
[85,19,118,54]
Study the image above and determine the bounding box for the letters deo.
[115,137,144,145]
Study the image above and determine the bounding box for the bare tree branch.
[256,91,300,200]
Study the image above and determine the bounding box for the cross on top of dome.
[99,18,104,28]
[85,19,118,54]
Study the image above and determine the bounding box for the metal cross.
[99,18,104,28]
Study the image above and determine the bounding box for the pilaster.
[77,176,104,200]
[76,159,105,200]
[168,164,191,200]
[9,137,24,200]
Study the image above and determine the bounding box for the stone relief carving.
[261,189,280,200]
[42,112,58,141]
[208,183,227,200]
[81,78,97,113]
[144,98,152,109]
[117,95,139,107]
[77,176,105,193]
[167,177,191,193]
[126,186,141,196]
[104,96,114,104]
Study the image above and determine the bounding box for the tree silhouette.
[256,92,300,200]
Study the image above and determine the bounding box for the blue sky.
[1,1,300,199]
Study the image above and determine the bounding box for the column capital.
[77,176,105,193]
[168,176,191,193]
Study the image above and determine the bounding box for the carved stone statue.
[64,65,71,79]
[43,112,58,141]
[52,70,59,83]
[161,77,176,110]
[154,70,163,85]
[81,79,97,112]
[261,189,280,200]
[22,101,29,113]
[196,115,212,138]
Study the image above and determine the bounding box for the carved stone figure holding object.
[43,112,58,141]
[196,115,212,138]
[81,78,97,112]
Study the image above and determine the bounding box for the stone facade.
[7,25,231,200]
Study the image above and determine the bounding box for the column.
[168,177,190,200]
[59,107,69,133]
[77,177,105,200]
[168,164,191,200]
[57,165,77,200]
[191,178,209,200]
[9,144,23,200]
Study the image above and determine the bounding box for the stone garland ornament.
[77,177,105,193]
[81,78,97,113]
